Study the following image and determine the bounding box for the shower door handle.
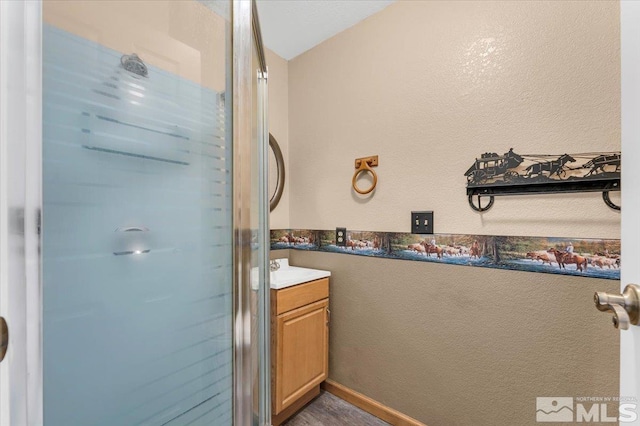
[117,227,149,232]
[594,284,640,330]
[113,226,151,256]
[0,316,8,363]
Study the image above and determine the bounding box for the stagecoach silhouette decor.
[465,148,621,212]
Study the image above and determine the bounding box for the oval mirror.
[269,133,285,212]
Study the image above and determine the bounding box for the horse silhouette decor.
[464,149,621,212]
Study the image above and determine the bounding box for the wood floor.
[283,391,390,426]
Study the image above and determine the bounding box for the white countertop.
[269,258,331,290]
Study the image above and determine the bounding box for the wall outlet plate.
[411,211,434,234]
[336,227,347,246]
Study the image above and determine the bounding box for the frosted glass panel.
[42,24,232,426]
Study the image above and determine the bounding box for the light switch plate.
[411,211,434,234]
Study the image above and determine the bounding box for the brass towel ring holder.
[352,155,378,195]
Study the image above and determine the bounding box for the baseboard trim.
[322,379,427,426]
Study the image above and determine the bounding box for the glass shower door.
[34,1,268,425]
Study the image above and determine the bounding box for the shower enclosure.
[0,0,270,425]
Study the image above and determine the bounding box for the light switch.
[411,211,434,234]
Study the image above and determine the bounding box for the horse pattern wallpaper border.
[270,229,621,281]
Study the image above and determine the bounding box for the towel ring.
[352,156,378,195]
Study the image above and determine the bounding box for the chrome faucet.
[270,259,280,272]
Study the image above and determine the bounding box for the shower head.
[121,53,148,77]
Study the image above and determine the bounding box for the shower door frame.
[0,1,44,425]
[233,0,271,425]
[0,0,271,425]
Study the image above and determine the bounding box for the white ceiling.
[256,0,396,60]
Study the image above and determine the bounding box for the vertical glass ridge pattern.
[42,25,232,426]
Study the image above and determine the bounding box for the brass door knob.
[594,284,640,330]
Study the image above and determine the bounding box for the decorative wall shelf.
[464,149,621,212]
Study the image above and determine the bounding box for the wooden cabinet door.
[274,298,329,414]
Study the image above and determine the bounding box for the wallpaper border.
[270,229,621,281]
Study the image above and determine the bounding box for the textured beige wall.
[283,1,622,425]
[270,249,289,261]
[288,0,621,239]
[266,49,291,229]
[291,250,619,426]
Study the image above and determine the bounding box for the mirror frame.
[269,133,285,211]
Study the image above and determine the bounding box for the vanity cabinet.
[271,277,329,424]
